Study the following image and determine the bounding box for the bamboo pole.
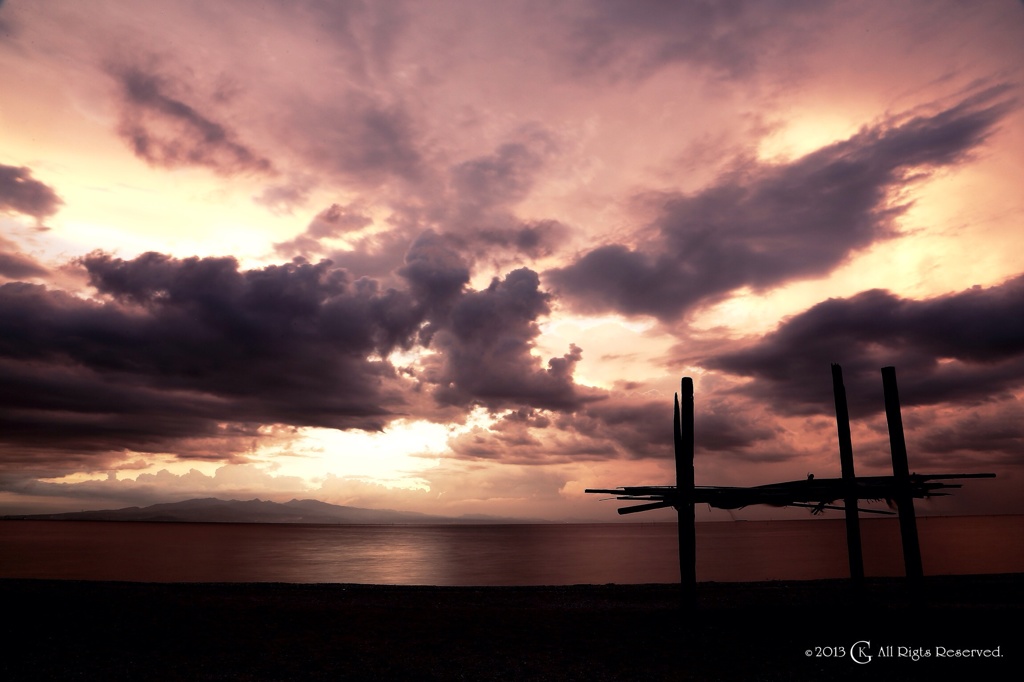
[675,378,696,608]
[831,363,864,586]
[881,366,923,583]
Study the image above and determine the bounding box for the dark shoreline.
[4,574,1020,680]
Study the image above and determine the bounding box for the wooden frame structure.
[586,366,995,605]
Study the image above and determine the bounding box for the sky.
[1,0,1023,521]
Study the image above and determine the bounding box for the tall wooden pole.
[675,378,696,608]
[831,364,864,586]
[881,366,923,583]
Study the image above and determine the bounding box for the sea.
[1,516,1021,586]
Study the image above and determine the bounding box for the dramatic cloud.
[112,66,274,175]
[398,230,472,322]
[422,267,596,412]
[548,90,1013,321]
[0,254,421,472]
[0,243,598,476]
[0,163,62,220]
[2,0,1022,518]
[704,274,1024,416]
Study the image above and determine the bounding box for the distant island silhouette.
[3,497,536,525]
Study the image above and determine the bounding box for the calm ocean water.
[1,516,1021,585]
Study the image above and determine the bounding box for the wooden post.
[881,366,923,583]
[831,363,864,586]
[675,378,696,608]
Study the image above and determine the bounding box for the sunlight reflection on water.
[1,516,1020,585]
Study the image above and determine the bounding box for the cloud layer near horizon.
[0,248,599,474]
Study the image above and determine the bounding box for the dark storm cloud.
[0,163,63,220]
[284,218,589,415]
[0,353,260,470]
[548,90,1013,321]
[422,267,596,412]
[563,0,825,79]
[112,67,274,175]
[398,230,470,315]
[704,274,1024,417]
[0,239,599,471]
[83,250,424,362]
[340,227,612,427]
[0,254,424,469]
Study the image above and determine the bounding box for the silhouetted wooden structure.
[831,363,864,585]
[586,366,995,605]
[675,379,695,608]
